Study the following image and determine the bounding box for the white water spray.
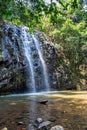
[32,35,50,91]
[21,27,50,92]
[21,27,36,92]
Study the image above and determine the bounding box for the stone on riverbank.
[1,127,8,130]
[38,121,51,130]
[50,125,64,130]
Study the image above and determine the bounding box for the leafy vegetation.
[0,0,87,90]
[0,54,2,59]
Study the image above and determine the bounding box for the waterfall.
[32,35,50,91]
[0,23,51,95]
[21,27,36,92]
[21,27,50,92]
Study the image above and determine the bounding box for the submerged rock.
[17,121,25,126]
[1,127,8,130]
[49,117,56,122]
[36,118,43,124]
[38,121,51,130]
[39,100,48,105]
[27,124,36,130]
[50,125,64,130]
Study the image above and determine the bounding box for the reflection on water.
[0,93,52,130]
[29,96,37,122]
[0,91,58,98]
[28,95,51,123]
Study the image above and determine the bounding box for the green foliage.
[0,0,86,89]
[0,54,2,59]
[0,0,83,27]
[42,7,87,89]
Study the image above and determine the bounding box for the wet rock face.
[0,23,26,94]
[35,31,66,90]
[0,22,65,95]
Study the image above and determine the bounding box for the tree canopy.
[0,0,85,27]
[0,0,87,90]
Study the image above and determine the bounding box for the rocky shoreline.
[1,118,64,130]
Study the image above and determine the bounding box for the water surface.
[0,91,87,130]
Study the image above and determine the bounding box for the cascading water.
[21,27,50,92]
[32,35,50,91]
[0,23,53,95]
[21,27,36,92]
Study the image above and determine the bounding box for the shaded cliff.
[0,22,67,95]
[0,22,26,94]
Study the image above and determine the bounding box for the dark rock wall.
[35,31,67,90]
[0,23,26,95]
[0,22,67,95]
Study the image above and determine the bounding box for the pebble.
[27,124,36,130]
[61,111,66,114]
[17,121,25,126]
[49,117,56,122]
[36,118,43,123]
[1,127,8,130]
[50,125,64,130]
[38,121,51,130]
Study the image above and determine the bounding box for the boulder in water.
[39,100,48,105]
[38,121,51,130]
[50,125,64,130]
[36,118,43,124]
[27,124,36,130]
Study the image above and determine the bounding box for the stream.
[0,91,87,130]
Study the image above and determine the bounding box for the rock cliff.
[0,22,66,95]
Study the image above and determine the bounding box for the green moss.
[0,54,2,59]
